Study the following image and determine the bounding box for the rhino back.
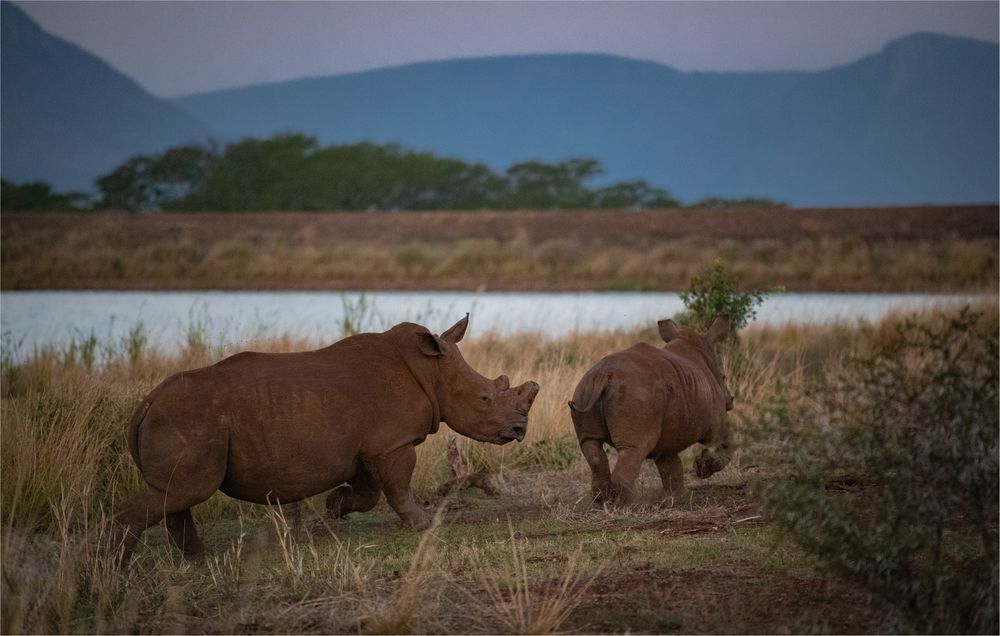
[596,344,723,453]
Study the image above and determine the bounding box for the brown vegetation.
[2,205,996,291]
[3,304,996,633]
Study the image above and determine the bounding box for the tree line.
[2,134,784,212]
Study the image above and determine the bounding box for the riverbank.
[2,290,990,362]
[2,206,996,292]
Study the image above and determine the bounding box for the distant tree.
[591,179,680,209]
[502,158,604,209]
[96,143,219,211]
[176,138,511,212]
[94,134,698,212]
[174,134,317,210]
[1,178,88,211]
[371,149,506,211]
[95,156,154,211]
[149,144,219,205]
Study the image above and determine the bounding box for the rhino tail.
[568,370,612,413]
[126,397,153,474]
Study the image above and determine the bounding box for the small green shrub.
[755,308,999,633]
[122,323,148,364]
[675,258,778,334]
[64,332,99,370]
[341,293,376,336]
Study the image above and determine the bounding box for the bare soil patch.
[566,563,885,634]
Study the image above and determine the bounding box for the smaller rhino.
[569,316,734,505]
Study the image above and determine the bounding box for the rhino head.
[417,315,540,444]
[657,314,734,412]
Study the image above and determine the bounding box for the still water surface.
[0,290,989,357]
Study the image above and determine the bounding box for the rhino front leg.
[326,467,382,518]
[693,445,732,478]
[366,445,431,530]
[695,419,735,479]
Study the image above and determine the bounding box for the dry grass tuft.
[467,520,598,634]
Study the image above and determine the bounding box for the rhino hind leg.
[579,439,614,505]
[609,447,648,506]
[165,509,205,559]
[114,484,212,565]
[326,468,382,518]
[654,453,686,505]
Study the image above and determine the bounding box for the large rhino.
[569,316,734,506]
[115,316,539,563]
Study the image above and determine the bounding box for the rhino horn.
[518,381,540,405]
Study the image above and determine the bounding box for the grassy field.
[2,205,997,291]
[2,304,996,634]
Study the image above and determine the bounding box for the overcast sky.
[16,0,1000,98]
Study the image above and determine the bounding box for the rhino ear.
[658,319,681,343]
[441,314,469,343]
[706,314,731,344]
[416,332,446,357]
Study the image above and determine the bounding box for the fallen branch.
[435,436,498,497]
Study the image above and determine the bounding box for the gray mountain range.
[3,0,997,205]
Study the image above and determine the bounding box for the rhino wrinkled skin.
[115,316,539,563]
[569,315,735,505]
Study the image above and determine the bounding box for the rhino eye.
[479,395,490,402]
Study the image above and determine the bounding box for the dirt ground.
[443,467,886,634]
[133,463,891,635]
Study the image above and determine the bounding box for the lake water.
[0,290,990,359]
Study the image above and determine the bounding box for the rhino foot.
[403,508,432,531]
[590,482,616,507]
[694,447,727,478]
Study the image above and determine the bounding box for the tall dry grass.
[3,303,996,632]
[8,302,994,530]
[3,210,996,293]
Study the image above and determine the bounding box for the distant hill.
[0,2,210,192]
[2,0,996,206]
[176,34,999,206]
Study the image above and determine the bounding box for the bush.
[675,258,777,334]
[1,178,88,211]
[755,308,999,633]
